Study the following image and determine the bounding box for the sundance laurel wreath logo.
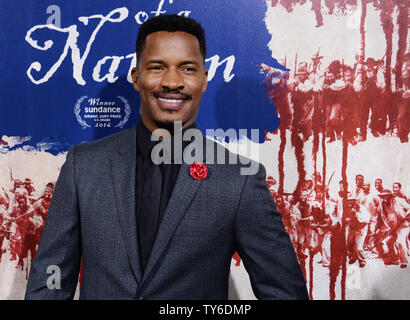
[74,96,131,129]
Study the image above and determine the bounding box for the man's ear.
[202,68,208,93]
[131,67,140,92]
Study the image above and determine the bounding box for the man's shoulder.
[73,125,136,157]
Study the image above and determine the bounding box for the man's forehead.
[144,31,200,51]
[139,31,203,65]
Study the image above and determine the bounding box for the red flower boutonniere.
[189,162,208,180]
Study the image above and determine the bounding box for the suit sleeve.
[25,145,81,300]
[235,163,308,300]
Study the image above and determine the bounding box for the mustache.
[152,89,192,100]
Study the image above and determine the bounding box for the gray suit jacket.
[25,125,308,300]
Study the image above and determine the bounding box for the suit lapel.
[139,134,206,288]
[110,126,142,283]
[139,162,203,287]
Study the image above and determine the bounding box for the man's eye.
[148,65,163,70]
[182,67,195,72]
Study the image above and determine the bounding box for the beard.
[153,119,189,135]
[154,119,176,132]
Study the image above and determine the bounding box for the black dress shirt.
[135,120,197,272]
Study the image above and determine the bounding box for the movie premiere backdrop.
[0,0,409,300]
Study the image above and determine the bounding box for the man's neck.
[141,118,195,136]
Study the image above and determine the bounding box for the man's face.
[343,69,353,83]
[132,31,208,132]
[297,74,308,83]
[365,65,376,78]
[363,183,370,194]
[44,188,52,200]
[267,178,276,191]
[393,183,401,195]
[303,180,312,190]
[339,182,345,196]
[325,72,335,84]
[16,194,27,207]
[355,175,364,188]
[375,179,382,190]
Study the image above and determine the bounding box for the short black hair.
[136,14,206,63]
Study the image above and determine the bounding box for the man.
[339,65,360,144]
[302,177,316,202]
[7,188,34,270]
[29,184,54,262]
[266,175,277,199]
[375,178,384,193]
[23,178,35,199]
[346,189,369,268]
[322,60,343,142]
[262,63,292,132]
[274,195,291,236]
[289,62,314,142]
[352,182,376,261]
[310,185,337,268]
[25,15,307,300]
[360,182,380,252]
[396,53,410,143]
[335,179,368,267]
[360,58,383,140]
[391,184,410,268]
[288,194,300,249]
[392,182,409,204]
[353,174,364,198]
[377,190,402,265]
[292,191,313,280]
[0,188,10,262]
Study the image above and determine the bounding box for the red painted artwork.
[260,0,409,300]
[0,0,408,300]
[0,173,54,278]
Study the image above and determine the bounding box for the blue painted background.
[0,0,283,154]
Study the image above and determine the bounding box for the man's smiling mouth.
[158,97,185,103]
[155,95,189,111]
[152,91,192,111]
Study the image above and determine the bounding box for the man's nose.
[160,68,184,90]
